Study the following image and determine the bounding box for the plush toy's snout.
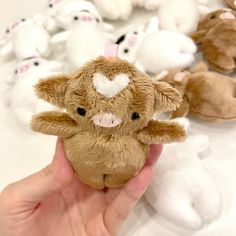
[91,113,122,128]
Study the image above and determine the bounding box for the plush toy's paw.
[146,165,222,230]
[93,0,132,20]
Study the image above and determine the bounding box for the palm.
[0,141,162,236]
[19,177,124,236]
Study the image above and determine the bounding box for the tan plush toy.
[192,9,236,73]
[31,56,185,189]
[157,62,236,122]
[224,0,236,10]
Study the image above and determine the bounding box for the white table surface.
[0,1,236,236]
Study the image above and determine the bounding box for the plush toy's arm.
[103,23,114,32]
[171,96,190,119]
[135,120,186,144]
[145,16,159,34]
[0,42,13,57]
[31,111,78,138]
[191,29,207,44]
[51,31,71,45]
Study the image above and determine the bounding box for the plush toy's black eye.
[6,29,10,33]
[210,15,215,20]
[49,3,53,8]
[131,112,140,120]
[21,18,26,22]
[34,62,39,66]
[14,70,18,74]
[96,18,100,23]
[77,107,86,116]
[124,48,129,54]
[74,16,79,21]
[134,31,138,34]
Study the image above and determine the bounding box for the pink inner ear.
[220,12,235,20]
[104,44,119,58]
[174,72,186,82]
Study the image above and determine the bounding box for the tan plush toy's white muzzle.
[91,113,122,128]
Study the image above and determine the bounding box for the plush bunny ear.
[153,81,182,113]
[35,74,69,108]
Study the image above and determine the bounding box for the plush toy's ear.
[35,74,69,108]
[153,81,182,113]
[191,62,209,73]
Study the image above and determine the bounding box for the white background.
[0,1,236,236]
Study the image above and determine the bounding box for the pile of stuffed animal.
[1,0,236,233]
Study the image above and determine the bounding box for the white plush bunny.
[0,18,51,60]
[45,0,96,33]
[92,0,162,20]
[158,0,200,35]
[145,118,222,231]
[5,57,63,129]
[116,17,197,74]
[51,3,114,70]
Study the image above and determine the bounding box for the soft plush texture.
[92,0,161,20]
[157,62,236,122]
[116,17,197,74]
[145,118,222,231]
[46,0,103,33]
[192,8,236,73]
[224,0,236,10]
[0,18,51,60]
[158,0,200,35]
[5,57,62,130]
[31,56,185,189]
[51,4,114,70]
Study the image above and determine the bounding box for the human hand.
[0,139,162,236]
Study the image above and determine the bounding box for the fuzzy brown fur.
[225,0,236,10]
[31,56,185,189]
[158,62,236,122]
[192,9,236,73]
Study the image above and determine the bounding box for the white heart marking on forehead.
[93,73,130,98]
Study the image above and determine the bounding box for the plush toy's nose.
[91,113,122,128]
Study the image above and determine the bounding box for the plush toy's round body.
[159,63,236,122]
[116,19,197,74]
[0,18,51,59]
[158,0,200,35]
[64,132,149,188]
[51,8,113,70]
[192,9,236,73]
[32,56,185,189]
[7,57,62,129]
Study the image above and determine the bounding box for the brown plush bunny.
[224,0,236,10]
[31,56,185,189]
[192,9,236,73]
[157,62,236,122]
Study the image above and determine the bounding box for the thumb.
[1,139,74,211]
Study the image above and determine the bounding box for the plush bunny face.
[4,18,33,39]
[157,69,189,96]
[198,8,236,30]
[14,57,62,79]
[116,25,145,62]
[36,57,181,135]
